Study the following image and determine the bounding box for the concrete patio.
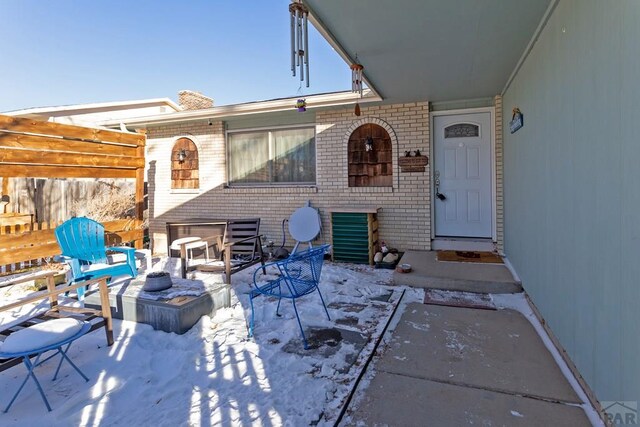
[346,302,592,426]
[394,250,522,294]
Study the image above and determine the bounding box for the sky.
[0,0,351,112]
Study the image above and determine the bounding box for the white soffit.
[305,0,552,103]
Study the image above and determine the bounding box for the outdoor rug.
[437,250,503,264]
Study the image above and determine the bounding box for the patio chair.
[288,201,322,255]
[196,218,266,282]
[55,217,137,299]
[0,318,91,412]
[248,244,331,349]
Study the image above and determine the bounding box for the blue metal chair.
[55,217,137,299]
[0,319,91,412]
[248,244,331,349]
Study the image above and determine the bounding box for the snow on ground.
[0,261,423,427]
[0,275,81,332]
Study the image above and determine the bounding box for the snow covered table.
[84,275,230,334]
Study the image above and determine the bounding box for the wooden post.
[180,242,188,279]
[45,272,58,308]
[225,245,232,284]
[134,131,146,250]
[98,277,114,346]
[1,177,8,213]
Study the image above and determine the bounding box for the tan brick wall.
[145,102,431,255]
[494,95,504,252]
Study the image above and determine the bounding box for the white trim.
[501,256,523,284]
[5,98,181,116]
[502,0,560,95]
[430,107,494,117]
[226,123,315,134]
[169,189,201,195]
[225,124,317,187]
[100,90,382,128]
[430,107,497,242]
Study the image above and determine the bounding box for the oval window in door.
[444,123,479,138]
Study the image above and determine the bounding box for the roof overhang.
[99,90,382,127]
[305,0,553,103]
[4,97,182,118]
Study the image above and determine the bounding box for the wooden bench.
[0,272,113,372]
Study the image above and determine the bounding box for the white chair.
[170,237,211,266]
[289,201,322,255]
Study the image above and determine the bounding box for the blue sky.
[0,0,350,112]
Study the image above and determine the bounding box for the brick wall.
[177,90,214,110]
[145,101,431,255]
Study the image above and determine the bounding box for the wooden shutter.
[171,138,199,189]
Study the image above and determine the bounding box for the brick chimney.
[178,90,214,110]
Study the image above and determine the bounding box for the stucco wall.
[146,102,431,255]
[503,0,639,407]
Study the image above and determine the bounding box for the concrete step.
[394,250,522,294]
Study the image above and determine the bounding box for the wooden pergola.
[0,114,146,267]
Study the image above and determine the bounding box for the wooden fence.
[1,178,135,224]
[0,113,145,272]
[0,218,143,273]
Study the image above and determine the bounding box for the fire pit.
[143,271,173,292]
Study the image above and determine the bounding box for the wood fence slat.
[0,219,142,250]
[0,165,137,179]
[0,219,143,265]
[0,115,145,146]
[0,132,139,157]
[0,242,60,265]
[0,148,144,168]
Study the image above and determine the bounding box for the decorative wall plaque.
[399,155,428,172]
[510,108,524,134]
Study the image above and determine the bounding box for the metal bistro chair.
[248,244,331,349]
[0,318,91,412]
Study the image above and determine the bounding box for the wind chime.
[351,58,364,116]
[290,0,309,87]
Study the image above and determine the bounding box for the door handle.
[435,170,447,201]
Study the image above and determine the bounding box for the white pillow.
[0,318,85,354]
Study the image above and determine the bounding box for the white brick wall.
[146,102,431,255]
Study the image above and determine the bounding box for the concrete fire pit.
[85,275,230,334]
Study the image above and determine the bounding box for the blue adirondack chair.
[55,217,137,298]
[248,244,331,349]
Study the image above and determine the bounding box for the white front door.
[434,112,492,238]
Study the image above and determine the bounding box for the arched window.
[171,138,199,189]
[348,123,392,187]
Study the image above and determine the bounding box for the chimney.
[178,90,214,110]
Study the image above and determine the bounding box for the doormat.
[424,289,496,310]
[437,250,503,264]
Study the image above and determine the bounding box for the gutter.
[99,90,382,128]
